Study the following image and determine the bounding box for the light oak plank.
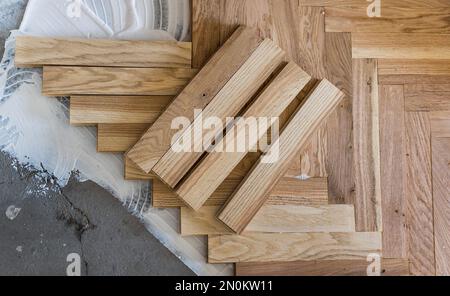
[352,59,382,232]
[299,0,449,7]
[176,62,310,210]
[153,39,285,188]
[432,138,450,276]
[379,75,450,85]
[352,33,450,59]
[378,59,450,76]
[208,232,382,263]
[126,27,263,173]
[405,84,450,112]
[15,36,191,68]
[405,112,435,276]
[43,66,196,96]
[181,205,356,236]
[430,112,450,138]
[218,79,344,234]
[326,8,450,34]
[97,123,148,153]
[124,157,156,180]
[70,96,171,125]
[236,259,410,276]
[379,85,408,258]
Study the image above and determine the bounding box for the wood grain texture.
[236,259,410,276]
[218,79,344,234]
[15,36,192,68]
[124,157,156,180]
[192,0,221,68]
[181,205,356,236]
[326,8,450,33]
[208,232,382,263]
[43,66,196,96]
[405,84,450,112]
[430,112,450,138]
[379,75,450,85]
[153,39,285,188]
[379,85,408,258]
[352,59,382,232]
[299,0,450,7]
[352,33,450,59]
[378,59,450,76]
[405,112,435,276]
[97,123,147,153]
[432,138,450,276]
[70,96,171,125]
[126,27,262,173]
[176,62,311,210]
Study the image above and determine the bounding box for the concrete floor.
[0,0,194,276]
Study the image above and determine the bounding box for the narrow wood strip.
[97,123,148,153]
[181,205,355,236]
[192,0,221,68]
[153,39,285,188]
[218,79,344,234]
[236,259,410,276]
[352,33,450,59]
[208,232,382,263]
[176,62,311,210]
[153,177,329,208]
[299,0,449,8]
[326,8,450,34]
[405,112,435,276]
[42,66,197,96]
[15,36,192,68]
[70,96,171,125]
[124,157,156,180]
[405,84,450,112]
[430,112,450,138]
[379,85,408,258]
[432,138,450,276]
[352,59,382,232]
[126,27,263,173]
[378,60,450,76]
[379,75,450,85]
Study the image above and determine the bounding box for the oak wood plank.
[181,205,355,236]
[430,112,450,138]
[126,27,263,173]
[218,79,344,234]
[379,75,450,85]
[352,59,382,232]
[43,66,196,96]
[432,138,450,276]
[70,96,171,125]
[208,232,382,263]
[299,0,449,7]
[15,36,192,68]
[97,123,148,153]
[405,84,450,112]
[405,112,435,275]
[153,38,285,188]
[176,62,311,210]
[236,259,410,276]
[124,157,156,180]
[352,33,450,59]
[379,85,408,258]
[378,59,450,76]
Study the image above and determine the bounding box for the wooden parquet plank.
[405,84,450,112]
[97,123,148,153]
[430,112,450,138]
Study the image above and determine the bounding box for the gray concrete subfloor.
[0,0,194,276]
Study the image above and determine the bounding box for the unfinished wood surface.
[379,85,408,258]
[432,138,450,276]
[42,66,196,96]
[15,36,192,68]
[181,205,355,236]
[299,0,450,7]
[405,84,450,112]
[352,33,450,59]
[208,232,382,263]
[97,124,147,153]
[430,112,450,138]
[153,177,329,208]
[70,96,171,125]
[192,0,221,68]
[176,62,311,210]
[218,79,344,234]
[124,157,156,180]
[126,27,263,173]
[352,59,382,232]
[153,39,285,188]
[236,259,410,276]
[378,59,450,76]
[326,8,450,34]
[379,75,450,85]
[405,112,435,276]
